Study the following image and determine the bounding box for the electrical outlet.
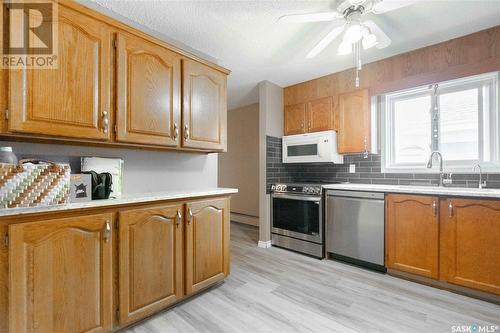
[349,164,356,173]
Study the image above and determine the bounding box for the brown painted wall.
[284,26,500,106]
[218,103,259,218]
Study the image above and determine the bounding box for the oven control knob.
[271,185,276,191]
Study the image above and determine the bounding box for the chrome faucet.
[472,164,487,189]
[427,151,445,186]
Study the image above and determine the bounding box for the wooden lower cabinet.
[185,198,230,294]
[9,213,114,333]
[4,195,232,333]
[440,198,500,295]
[118,204,184,325]
[387,194,500,296]
[386,194,440,279]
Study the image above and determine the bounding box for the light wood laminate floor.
[125,222,500,333]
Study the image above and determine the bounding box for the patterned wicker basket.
[0,160,71,209]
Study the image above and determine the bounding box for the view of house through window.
[382,72,499,173]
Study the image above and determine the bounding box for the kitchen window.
[381,72,500,173]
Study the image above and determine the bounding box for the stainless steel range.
[270,182,338,258]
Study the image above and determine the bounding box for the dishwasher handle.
[326,190,385,200]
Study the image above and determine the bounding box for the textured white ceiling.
[86,0,500,110]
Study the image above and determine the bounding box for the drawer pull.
[175,210,182,226]
[173,122,179,140]
[448,202,453,217]
[432,201,437,217]
[102,111,109,134]
[104,221,111,242]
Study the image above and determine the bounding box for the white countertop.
[323,183,500,199]
[0,188,238,217]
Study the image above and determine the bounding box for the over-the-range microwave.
[282,130,344,164]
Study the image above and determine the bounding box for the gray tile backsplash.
[266,136,500,193]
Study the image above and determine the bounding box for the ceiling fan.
[278,0,420,86]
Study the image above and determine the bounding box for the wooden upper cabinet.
[116,33,181,147]
[9,213,113,333]
[185,197,230,295]
[440,199,500,295]
[118,204,184,325]
[337,89,370,154]
[307,97,337,133]
[9,5,111,140]
[284,103,306,135]
[284,97,339,135]
[386,194,440,279]
[182,59,227,151]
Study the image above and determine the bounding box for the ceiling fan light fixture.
[344,23,363,44]
[338,41,352,55]
[362,33,378,50]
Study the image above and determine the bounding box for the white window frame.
[381,71,500,173]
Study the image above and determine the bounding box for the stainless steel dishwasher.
[326,190,386,272]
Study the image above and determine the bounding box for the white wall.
[3,141,218,194]
[258,81,283,246]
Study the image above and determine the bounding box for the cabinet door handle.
[432,201,437,217]
[448,202,453,217]
[173,122,179,140]
[104,221,111,243]
[102,111,109,134]
[187,208,193,224]
[175,210,182,227]
[184,124,190,140]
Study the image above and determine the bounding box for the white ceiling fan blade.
[371,0,420,14]
[364,20,392,49]
[306,25,345,58]
[278,11,342,23]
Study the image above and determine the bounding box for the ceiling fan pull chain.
[357,41,362,70]
[355,41,361,88]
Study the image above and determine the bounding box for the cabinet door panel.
[185,198,230,294]
[118,204,184,324]
[284,103,306,135]
[441,199,500,295]
[337,89,370,153]
[9,5,111,140]
[9,213,113,333]
[386,194,439,278]
[182,59,227,151]
[307,97,334,133]
[116,33,181,146]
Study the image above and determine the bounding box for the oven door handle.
[271,193,321,202]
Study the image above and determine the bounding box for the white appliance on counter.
[282,130,344,164]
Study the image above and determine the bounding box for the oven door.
[271,193,322,243]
